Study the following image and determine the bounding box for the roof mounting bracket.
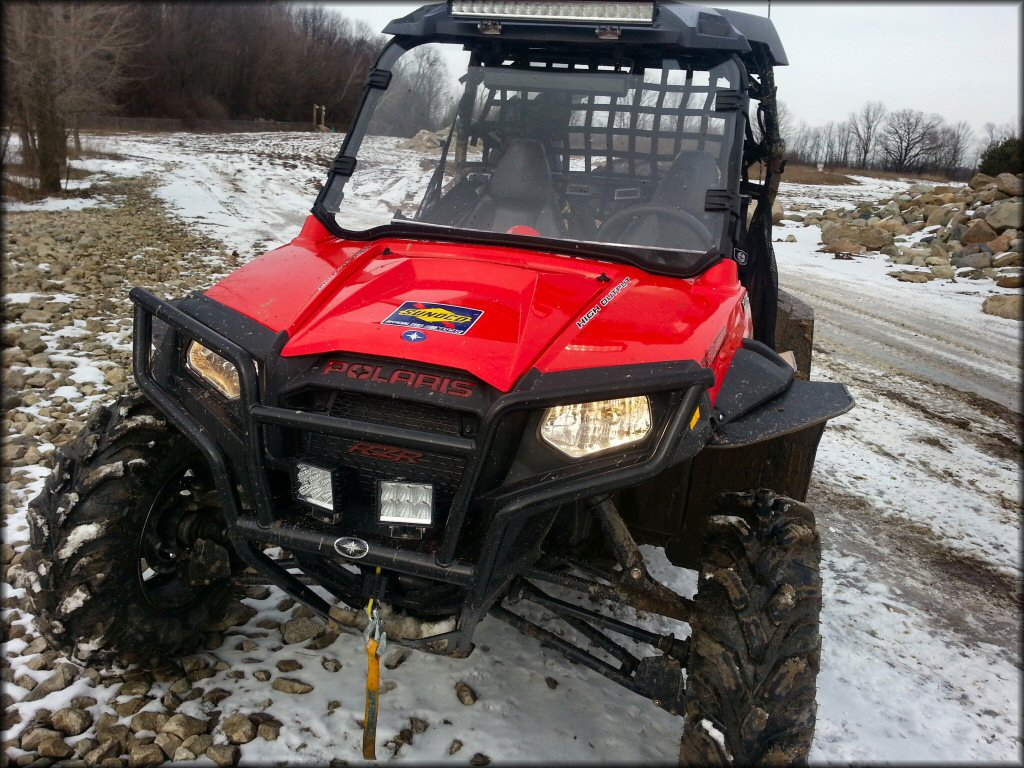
[367,68,393,89]
[714,90,744,111]
[705,189,738,212]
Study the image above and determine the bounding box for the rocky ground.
[779,171,1023,319]
[2,177,237,466]
[2,179,283,768]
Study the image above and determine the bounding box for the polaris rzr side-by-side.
[24,2,853,763]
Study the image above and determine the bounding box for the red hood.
[205,217,749,393]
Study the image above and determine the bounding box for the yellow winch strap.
[362,565,384,760]
[367,566,382,616]
[363,637,381,760]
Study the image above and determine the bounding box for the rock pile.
[400,127,449,151]
[782,171,1023,319]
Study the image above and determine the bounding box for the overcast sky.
[330,1,1021,138]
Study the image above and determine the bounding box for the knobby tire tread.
[680,488,821,766]
[22,392,231,664]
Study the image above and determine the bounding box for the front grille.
[328,392,465,437]
[282,389,475,530]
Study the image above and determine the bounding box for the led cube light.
[294,461,335,511]
[450,1,656,25]
[379,482,433,525]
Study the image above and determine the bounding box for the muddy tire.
[22,392,233,663]
[680,489,821,765]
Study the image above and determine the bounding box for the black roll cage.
[312,37,747,276]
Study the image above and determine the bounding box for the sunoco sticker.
[382,301,484,336]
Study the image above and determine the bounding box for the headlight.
[540,396,652,459]
[186,341,241,399]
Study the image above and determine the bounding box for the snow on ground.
[768,183,1021,762]
[83,132,342,259]
[2,133,1021,764]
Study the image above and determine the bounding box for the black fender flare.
[710,339,854,447]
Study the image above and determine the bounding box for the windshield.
[323,43,744,261]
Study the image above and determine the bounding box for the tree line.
[779,100,1021,180]
[4,2,1019,193]
[4,2,457,193]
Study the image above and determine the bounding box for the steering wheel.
[596,203,714,250]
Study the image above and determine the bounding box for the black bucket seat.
[459,139,563,238]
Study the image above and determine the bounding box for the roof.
[382,1,787,67]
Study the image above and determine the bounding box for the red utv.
[26,1,852,763]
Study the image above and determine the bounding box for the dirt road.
[772,214,1021,760]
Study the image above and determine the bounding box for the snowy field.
[2,132,1021,764]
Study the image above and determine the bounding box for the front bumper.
[130,287,713,655]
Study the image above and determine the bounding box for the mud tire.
[22,392,232,663]
[680,488,821,765]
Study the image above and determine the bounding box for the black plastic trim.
[331,156,357,176]
[714,90,744,111]
[704,189,738,212]
[367,68,393,89]
[250,404,475,455]
[711,380,854,447]
[307,216,724,282]
[713,338,794,425]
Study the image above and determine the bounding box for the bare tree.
[849,101,887,169]
[878,109,942,173]
[981,121,1017,150]
[834,119,854,167]
[929,120,974,178]
[784,120,813,164]
[774,100,794,148]
[373,45,456,137]
[4,3,136,192]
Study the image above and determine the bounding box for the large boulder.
[986,201,1023,232]
[820,221,893,251]
[824,238,865,255]
[401,129,445,150]
[994,173,1024,197]
[960,218,999,244]
[982,294,1023,320]
[951,252,993,269]
[889,270,935,283]
[993,252,1023,268]
[968,172,995,190]
[987,230,1017,253]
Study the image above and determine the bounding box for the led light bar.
[450,1,656,25]
[379,481,433,525]
[294,461,335,511]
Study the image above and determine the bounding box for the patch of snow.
[57,586,90,615]
[699,718,730,759]
[55,523,105,560]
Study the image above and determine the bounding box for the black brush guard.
[130,287,712,708]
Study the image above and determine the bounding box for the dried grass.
[751,161,956,187]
